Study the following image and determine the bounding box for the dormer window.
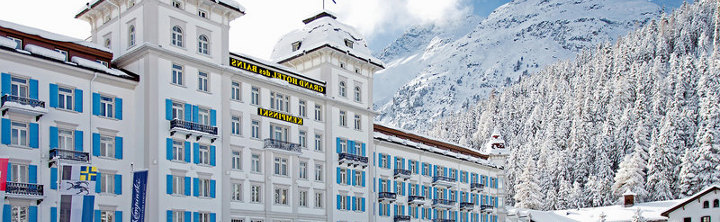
[344,39,353,49]
[55,49,68,61]
[96,60,109,68]
[292,41,302,52]
[198,9,208,18]
[172,0,182,9]
[7,37,22,49]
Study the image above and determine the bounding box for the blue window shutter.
[350,170,355,186]
[184,141,191,162]
[377,153,382,167]
[114,174,122,195]
[336,138,341,153]
[115,136,123,159]
[348,140,355,154]
[166,210,173,222]
[210,145,216,166]
[352,196,357,211]
[75,130,83,151]
[184,177,191,196]
[362,171,366,187]
[393,157,397,169]
[49,126,58,148]
[29,79,38,100]
[210,213,216,222]
[393,180,397,193]
[94,210,101,222]
[28,165,37,184]
[210,180,216,198]
[184,211,191,222]
[444,167,448,177]
[184,103,192,121]
[75,88,83,112]
[29,123,38,148]
[115,97,123,120]
[432,165,437,177]
[361,143,366,156]
[51,207,57,222]
[1,118,10,145]
[336,195,341,210]
[193,178,199,196]
[2,205,10,222]
[166,174,173,194]
[115,211,122,222]
[92,133,100,156]
[421,163,425,175]
[192,105,199,123]
[95,172,102,193]
[166,138,173,160]
[193,212,199,222]
[50,168,57,189]
[193,143,199,164]
[1,73,10,96]
[361,197,366,212]
[165,99,173,120]
[92,93,100,116]
[336,167,341,184]
[210,109,216,126]
[49,84,58,108]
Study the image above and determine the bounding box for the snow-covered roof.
[271,10,384,68]
[661,184,720,217]
[622,189,636,196]
[0,19,110,53]
[76,0,244,18]
[510,199,685,222]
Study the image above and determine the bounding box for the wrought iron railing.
[408,195,425,202]
[379,192,397,199]
[432,199,456,206]
[264,139,301,153]
[49,149,90,163]
[393,215,411,222]
[431,219,455,222]
[433,176,456,183]
[338,153,368,164]
[480,204,494,211]
[6,182,43,197]
[170,119,217,135]
[1,94,45,108]
[394,169,412,177]
[471,183,484,191]
[460,202,475,209]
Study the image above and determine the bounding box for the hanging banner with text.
[258,108,304,125]
[229,57,326,94]
[130,170,148,222]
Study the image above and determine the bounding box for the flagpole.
[55,156,61,222]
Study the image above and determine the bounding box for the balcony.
[338,153,368,169]
[432,199,456,209]
[169,119,218,142]
[408,195,426,205]
[393,169,412,180]
[6,182,44,203]
[432,219,455,222]
[432,176,456,187]
[378,192,397,203]
[263,139,302,154]
[48,149,90,167]
[393,215,411,222]
[471,183,484,193]
[1,94,46,120]
[460,202,475,211]
[480,204,494,213]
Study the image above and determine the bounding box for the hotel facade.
[0,0,508,222]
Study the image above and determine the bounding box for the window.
[298,100,306,117]
[684,218,691,222]
[10,121,28,146]
[251,154,261,173]
[198,71,209,92]
[10,164,28,183]
[339,111,347,127]
[231,81,241,101]
[270,92,289,112]
[198,178,211,197]
[410,161,417,174]
[339,139,347,153]
[198,145,210,165]
[292,41,302,51]
[100,135,115,158]
[128,25,136,47]
[172,101,184,120]
[10,77,28,98]
[701,216,711,222]
[197,212,210,222]
[274,157,288,176]
[104,38,111,49]
[172,64,184,85]
[314,134,322,151]
[172,175,184,195]
[198,35,209,54]
[251,185,261,203]
[55,49,69,61]
[274,188,288,205]
[299,190,308,207]
[172,211,184,222]
[198,108,210,125]
[449,169,456,179]
[9,205,28,222]
[703,201,710,208]
[270,124,288,142]
[58,128,74,150]
[339,81,346,97]
[344,39,354,48]
[354,115,361,130]
[172,0,182,9]
[171,26,183,47]
[231,151,241,170]
[231,116,241,136]
[298,131,307,148]
[355,196,362,211]
[58,86,74,110]
[314,105,322,121]
[251,120,260,139]
[250,87,260,105]
[299,161,307,179]
[7,36,22,49]
[315,192,323,208]
[339,168,347,185]
[314,164,323,181]
[354,86,361,102]
[422,164,430,176]
[172,140,184,161]
[198,9,208,18]
[99,95,114,118]
[100,173,115,193]
[355,171,362,187]
[232,183,242,201]
[339,194,347,210]
[714,199,719,207]
[100,210,115,222]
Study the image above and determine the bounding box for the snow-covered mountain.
[374,0,663,131]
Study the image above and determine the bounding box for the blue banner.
[130,170,148,222]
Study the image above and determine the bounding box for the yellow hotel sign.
[257,108,304,125]
[229,57,326,94]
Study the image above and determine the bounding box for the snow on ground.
[511,199,685,222]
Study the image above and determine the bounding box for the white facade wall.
[665,191,720,222]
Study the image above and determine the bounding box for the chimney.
[622,189,636,207]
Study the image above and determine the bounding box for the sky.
[0,0,510,60]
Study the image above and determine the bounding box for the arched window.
[128,25,136,47]
[172,26,183,47]
[198,35,209,55]
[339,81,346,97]
[703,201,710,208]
[714,199,719,208]
[354,86,361,102]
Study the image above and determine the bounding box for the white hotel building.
[0,0,508,222]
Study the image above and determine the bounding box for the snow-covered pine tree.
[513,158,543,209]
[612,153,648,201]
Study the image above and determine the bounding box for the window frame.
[354,114,361,130]
[198,35,209,55]
[99,95,115,118]
[57,128,74,150]
[57,86,74,110]
[231,81,241,101]
[339,110,347,127]
[172,64,184,86]
[273,157,288,176]
[231,115,242,136]
[339,81,346,97]
[354,86,361,102]
[99,134,116,158]
[231,150,242,170]
[10,121,28,147]
[171,25,184,47]
[314,164,323,181]
[251,120,260,139]
[198,71,209,92]
[251,153,261,173]
[231,183,242,201]
[128,25,136,47]
[250,87,260,105]
[172,140,184,161]
[299,161,307,179]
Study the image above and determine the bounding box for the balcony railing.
[338,153,368,168]
[432,176,456,187]
[408,195,426,203]
[1,94,45,108]
[264,139,301,154]
[379,192,397,203]
[170,119,218,136]
[394,169,412,179]
[480,204,494,212]
[432,219,455,222]
[393,215,411,222]
[432,199,456,209]
[6,182,44,197]
[460,202,475,211]
[471,183,484,192]
[49,149,90,166]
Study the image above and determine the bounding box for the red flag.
[0,158,7,191]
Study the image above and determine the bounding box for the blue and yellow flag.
[79,166,97,181]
